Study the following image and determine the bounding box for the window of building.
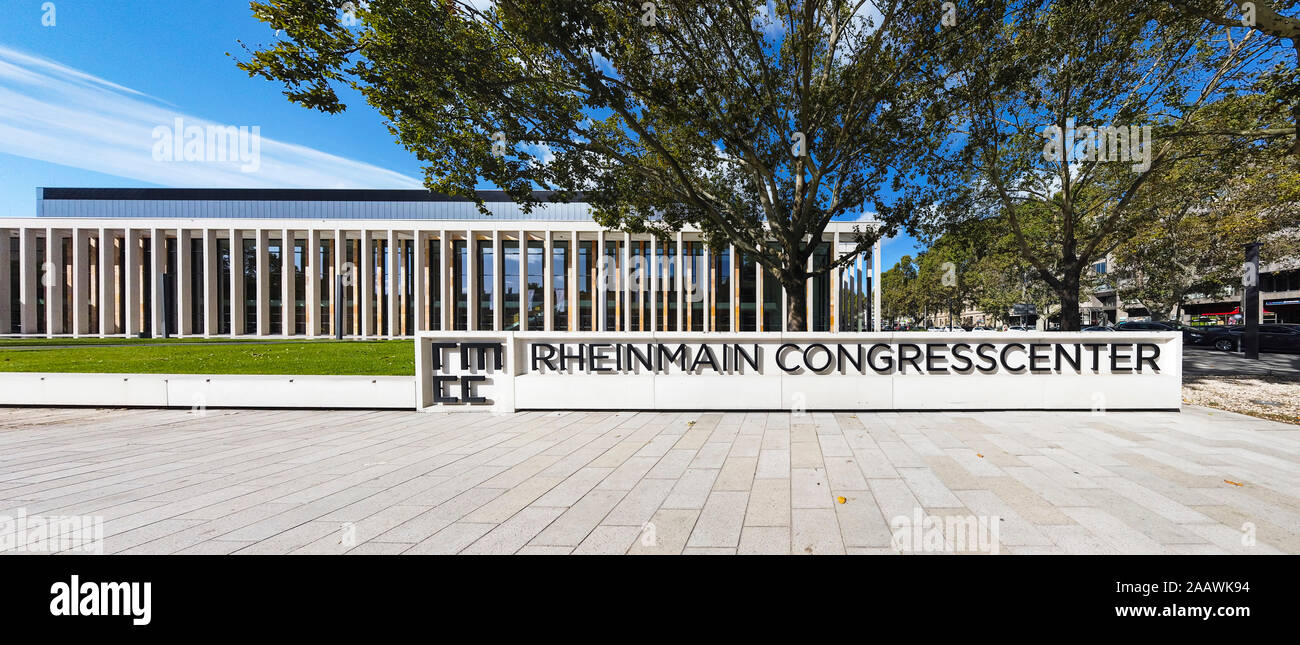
[553,241,568,331]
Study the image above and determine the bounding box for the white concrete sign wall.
[0,373,413,409]
[415,332,1182,412]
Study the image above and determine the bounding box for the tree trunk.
[785,278,807,332]
[1058,271,1082,331]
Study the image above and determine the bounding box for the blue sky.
[0,0,921,267]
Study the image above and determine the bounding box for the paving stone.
[686,491,748,548]
[0,406,1293,556]
[792,508,845,555]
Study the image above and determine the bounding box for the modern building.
[1084,256,1300,326]
[0,188,882,338]
[931,254,1300,330]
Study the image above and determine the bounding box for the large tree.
[1112,98,1300,319]
[236,0,976,330]
[1179,1,1299,154]
[927,1,1290,330]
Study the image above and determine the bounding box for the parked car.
[1081,324,1113,332]
[1112,320,1211,346]
[1006,325,1034,332]
[1204,324,1300,352]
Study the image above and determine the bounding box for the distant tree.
[927,1,1288,330]
[880,255,920,326]
[1112,104,1300,319]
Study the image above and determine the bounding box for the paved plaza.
[1,405,1297,555]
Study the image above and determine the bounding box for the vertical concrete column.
[203,229,218,337]
[97,228,112,336]
[152,228,167,336]
[806,239,815,332]
[352,236,361,336]
[872,236,882,332]
[414,230,426,332]
[487,230,499,332]
[595,230,606,332]
[465,230,476,332]
[569,231,578,331]
[439,230,451,331]
[649,235,657,332]
[0,228,10,334]
[755,245,764,332]
[332,229,343,337]
[282,228,295,336]
[516,229,525,332]
[781,249,789,333]
[858,253,866,331]
[124,229,142,337]
[831,230,841,333]
[361,230,375,337]
[397,232,408,332]
[255,229,270,335]
[729,243,738,332]
[177,229,192,336]
[306,229,320,337]
[20,229,38,335]
[72,229,89,336]
[543,230,553,331]
[623,232,631,333]
[702,240,711,332]
[44,228,62,336]
[383,229,396,336]
[676,231,684,332]
[229,228,245,335]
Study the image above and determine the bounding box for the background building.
[0,188,882,338]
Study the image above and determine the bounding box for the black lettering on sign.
[733,344,760,371]
[951,343,973,373]
[975,343,998,372]
[838,344,863,373]
[460,375,487,403]
[1000,343,1026,373]
[1110,343,1132,373]
[1136,343,1160,372]
[1083,343,1105,371]
[1055,343,1080,372]
[898,343,922,374]
[867,344,893,373]
[531,343,557,371]
[434,375,459,403]
[804,344,833,373]
[925,343,948,373]
[1028,343,1051,373]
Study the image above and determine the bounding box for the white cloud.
[0,45,422,189]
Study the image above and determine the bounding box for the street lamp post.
[1243,243,1261,360]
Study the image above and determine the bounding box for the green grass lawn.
[0,337,290,347]
[0,339,415,375]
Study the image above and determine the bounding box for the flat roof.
[39,188,568,202]
[36,187,596,221]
